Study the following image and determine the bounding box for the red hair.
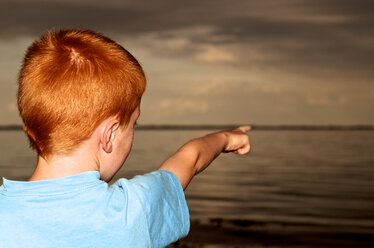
[18,29,146,157]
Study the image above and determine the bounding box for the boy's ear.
[101,119,120,153]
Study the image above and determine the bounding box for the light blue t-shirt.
[0,170,189,248]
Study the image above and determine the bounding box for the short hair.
[18,29,146,158]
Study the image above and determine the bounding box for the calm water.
[1,130,374,246]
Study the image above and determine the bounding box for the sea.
[1,129,374,247]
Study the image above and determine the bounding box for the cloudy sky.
[0,0,373,125]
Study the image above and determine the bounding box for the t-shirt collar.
[1,171,102,195]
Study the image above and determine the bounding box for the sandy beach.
[167,218,374,248]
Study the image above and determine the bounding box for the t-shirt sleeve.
[115,169,190,247]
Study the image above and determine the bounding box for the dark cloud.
[2,0,370,36]
[1,0,373,79]
[0,0,250,37]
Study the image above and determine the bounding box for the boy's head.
[18,29,146,158]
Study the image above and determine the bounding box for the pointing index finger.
[238,125,251,132]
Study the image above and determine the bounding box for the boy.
[0,29,250,247]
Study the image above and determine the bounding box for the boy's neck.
[29,146,99,181]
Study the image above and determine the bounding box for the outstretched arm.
[158,126,251,190]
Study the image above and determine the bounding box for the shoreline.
[167,218,374,248]
[1,124,374,131]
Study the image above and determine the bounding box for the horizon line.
[0,124,373,131]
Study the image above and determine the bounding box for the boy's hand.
[159,125,251,190]
[222,126,251,155]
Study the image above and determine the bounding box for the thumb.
[235,143,250,155]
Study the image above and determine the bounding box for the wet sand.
[167,218,374,248]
